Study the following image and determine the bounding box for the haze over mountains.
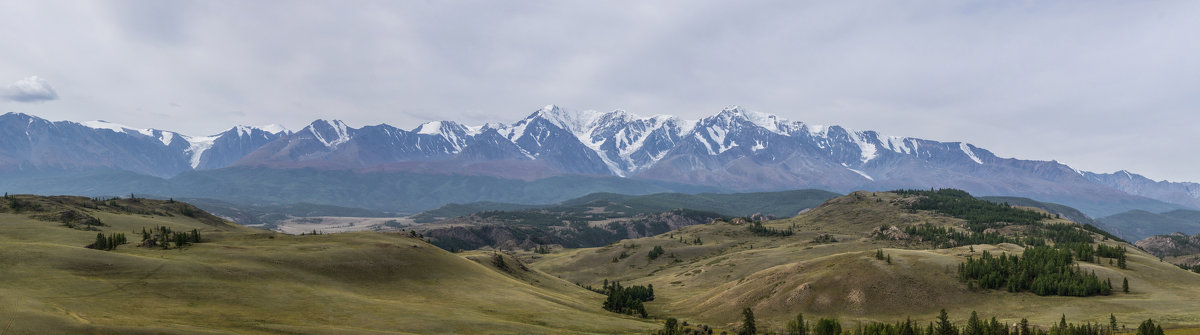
[1,106,1197,217]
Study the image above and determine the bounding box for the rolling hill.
[0,195,657,334]
[7,191,1200,333]
[528,191,1200,332]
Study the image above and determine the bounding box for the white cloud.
[3,76,59,103]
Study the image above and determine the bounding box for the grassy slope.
[0,196,656,334]
[530,192,1200,332]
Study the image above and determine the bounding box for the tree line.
[958,247,1120,296]
[89,232,127,251]
[748,221,794,237]
[892,189,1052,232]
[679,308,1167,335]
[140,226,202,249]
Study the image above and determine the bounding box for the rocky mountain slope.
[1136,232,1200,258]
[2,106,1197,217]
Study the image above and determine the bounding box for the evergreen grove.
[958,247,1117,296]
[601,279,654,317]
[660,309,1168,335]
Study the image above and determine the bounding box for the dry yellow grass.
[530,192,1200,332]
[0,197,657,334]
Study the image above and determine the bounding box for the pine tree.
[1138,319,1159,335]
[740,308,757,335]
[814,318,842,335]
[936,310,957,335]
[1123,277,1129,293]
[93,233,107,250]
[1118,250,1127,269]
[1110,314,1118,334]
[964,311,982,335]
[787,313,808,335]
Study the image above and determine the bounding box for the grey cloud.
[1,1,1199,182]
[3,76,59,103]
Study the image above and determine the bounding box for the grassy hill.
[8,191,1200,333]
[528,191,1200,332]
[0,194,657,334]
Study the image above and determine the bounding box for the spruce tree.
[787,313,808,335]
[93,233,107,250]
[936,310,957,335]
[739,308,756,335]
[814,318,842,335]
[965,311,982,335]
[1123,277,1129,293]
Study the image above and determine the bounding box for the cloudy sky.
[1,1,1198,182]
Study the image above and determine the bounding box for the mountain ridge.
[2,107,1198,217]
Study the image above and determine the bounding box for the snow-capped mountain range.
[1,105,1198,216]
[0,112,289,177]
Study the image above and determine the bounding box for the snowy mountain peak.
[960,142,984,164]
[705,106,789,135]
[257,124,289,134]
[528,105,603,136]
[227,124,289,138]
[82,120,180,146]
[417,120,474,139]
[305,119,352,148]
[415,121,450,135]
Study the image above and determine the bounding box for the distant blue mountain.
[0,106,1196,216]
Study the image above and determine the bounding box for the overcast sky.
[1,1,1198,182]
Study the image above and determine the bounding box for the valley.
[4,190,1200,334]
[7,2,1196,334]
